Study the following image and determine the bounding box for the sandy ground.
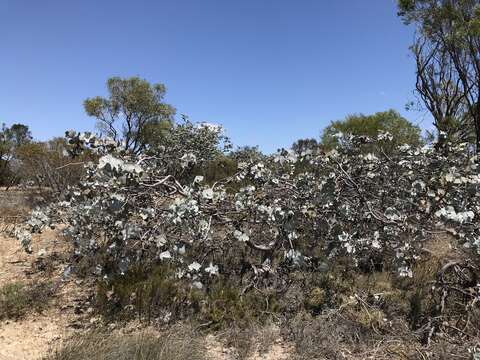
[0,313,68,360]
[205,335,292,360]
[0,226,75,360]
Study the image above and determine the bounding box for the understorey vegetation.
[44,324,206,360]
[0,280,56,320]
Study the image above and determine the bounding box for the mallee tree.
[84,77,176,155]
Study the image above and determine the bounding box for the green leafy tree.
[398,0,480,150]
[321,110,422,152]
[8,124,32,147]
[84,77,176,154]
[291,138,319,155]
[229,145,265,163]
[196,155,238,184]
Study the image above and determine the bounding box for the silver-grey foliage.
[17,129,478,281]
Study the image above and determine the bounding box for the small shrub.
[95,264,186,322]
[285,311,411,360]
[305,287,326,312]
[95,263,281,329]
[201,284,280,329]
[0,281,55,320]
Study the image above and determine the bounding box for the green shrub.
[0,281,55,320]
[95,264,281,329]
[95,264,188,322]
[201,284,279,329]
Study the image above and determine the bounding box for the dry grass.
[0,280,56,320]
[0,189,31,218]
[0,189,48,234]
[213,322,283,360]
[220,326,260,360]
[283,309,480,359]
[0,187,51,217]
[44,324,206,360]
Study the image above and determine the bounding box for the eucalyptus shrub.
[20,129,480,278]
[16,126,480,334]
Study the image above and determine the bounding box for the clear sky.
[0,0,427,153]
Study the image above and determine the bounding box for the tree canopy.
[0,123,32,185]
[398,0,480,150]
[321,110,422,151]
[84,77,176,154]
[291,138,319,155]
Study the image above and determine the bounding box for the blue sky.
[0,0,427,152]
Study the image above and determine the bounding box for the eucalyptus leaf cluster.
[17,129,480,293]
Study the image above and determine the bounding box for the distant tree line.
[0,78,428,190]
